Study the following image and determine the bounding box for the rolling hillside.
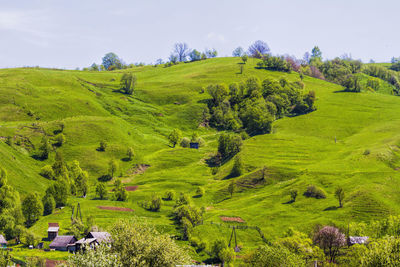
[2,57,400,261]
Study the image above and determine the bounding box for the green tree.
[290,189,298,203]
[111,219,191,266]
[218,133,242,160]
[219,247,235,266]
[40,165,54,179]
[127,147,135,161]
[96,183,108,200]
[230,156,244,177]
[102,52,124,70]
[335,187,345,208]
[246,244,305,266]
[168,129,182,148]
[45,180,69,207]
[52,151,69,179]
[42,194,56,216]
[75,171,89,197]
[22,192,43,226]
[228,181,235,198]
[67,243,121,267]
[120,73,137,95]
[54,133,66,146]
[38,137,51,159]
[114,180,127,201]
[108,159,119,178]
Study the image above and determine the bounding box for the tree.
[46,180,69,207]
[96,183,108,200]
[246,244,305,266]
[219,247,235,266]
[89,63,100,71]
[313,226,346,263]
[189,49,201,61]
[290,189,298,203]
[311,46,322,61]
[108,159,119,178]
[228,181,235,198]
[102,52,124,70]
[218,134,242,160]
[52,151,69,179]
[42,194,55,215]
[120,73,137,95]
[75,171,89,197]
[168,129,182,148]
[173,43,190,62]
[204,48,217,58]
[114,180,127,201]
[127,147,135,160]
[38,137,51,159]
[111,219,191,266]
[22,192,43,226]
[168,54,178,64]
[335,187,345,208]
[54,133,66,146]
[241,54,248,64]
[232,47,244,57]
[230,156,243,177]
[67,243,121,267]
[248,40,270,58]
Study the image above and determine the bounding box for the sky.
[0,0,399,69]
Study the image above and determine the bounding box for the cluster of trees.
[167,129,205,148]
[363,64,400,93]
[167,43,217,65]
[67,219,191,267]
[205,77,315,135]
[390,57,400,71]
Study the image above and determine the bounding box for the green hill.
[2,57,400,261]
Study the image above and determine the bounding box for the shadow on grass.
[98,174,112,182]
[282,200,295,204]
[121,157,132,162]
[31,155,46,161]
[324,206,339,211]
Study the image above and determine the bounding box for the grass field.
[2,57,400,262]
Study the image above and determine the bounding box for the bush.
[195,186,205,197]
[40,165,54,179]
[42,195,55,215]
[99,140,107,151]
[304,185,326,199]
[164,190,175,200]
[180,137,190,148]
[54,133,65,146]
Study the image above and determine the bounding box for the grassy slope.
[1,58,400,260]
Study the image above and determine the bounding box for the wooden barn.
[47,223,59,241]
[49,236,77,252]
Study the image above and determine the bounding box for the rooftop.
[50,236,76,248]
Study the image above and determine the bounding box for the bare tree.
[248,40,270,58]
[173,43,190,62]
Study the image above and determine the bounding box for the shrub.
[99,140,107,151]
[304,185,326,199]
[40,165,54,179]
[42,195,55,216]
[168,129,182,148]
[195,186,205,197]
[127,147,135,160]
[96,183,108,200]
[164,190,175,200]
[180,137,190,148]
[54,133,65,146]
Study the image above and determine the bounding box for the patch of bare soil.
[220,216,245,223]
[125,185,139,191]
[97,206,134,212]
[127,164,150,175]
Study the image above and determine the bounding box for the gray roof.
[349,236,369,245]
[87,232,112,243]
[76,238,97,244]
[47,227,59,232]
[50,236,76,248]
[0,235,7,244]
